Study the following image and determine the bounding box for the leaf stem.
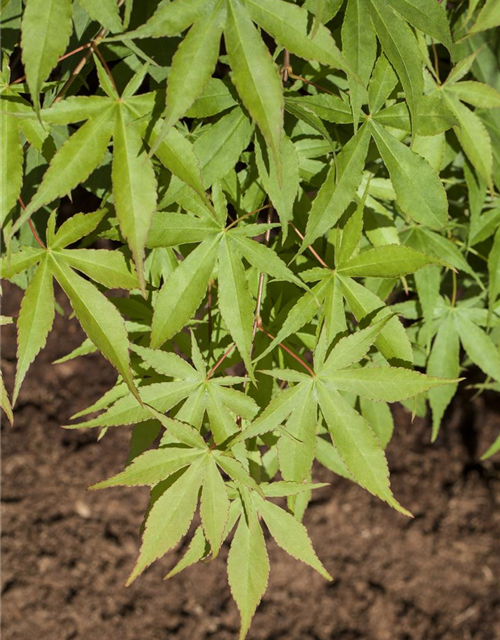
[11,44,92,85]
[450,269,457,308]
[18,197,46,249]
[288,72,336,96]
[259,325,315,377]
[225,203,273,231]
[94,46,118,94]
[290,222,329,268]
[206,343,235,380]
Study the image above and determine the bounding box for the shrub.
[1,0,500,636]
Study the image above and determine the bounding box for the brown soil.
[2,283,500,640]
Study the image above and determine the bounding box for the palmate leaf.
[227,506,269,640]
[49,256,139,400]
[150,236,220,348]
[112,106,157,293]
[0,100,23,226]
[162,1,225,134]
[428,314,460,441]
[302,123,371,249]
[126,454,207,585]
[200,455,230,556]
[255,494,332,581]
[370,119,448,229]
[78,0,123,33]
[21,0,73,112]
[365,0,423,133]
[13,254,55,404]
[225,0,284,175]
[341,0,376,128]
[218,235,255,375]
[11,105,115,236]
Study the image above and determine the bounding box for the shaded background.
[2,283,500,640]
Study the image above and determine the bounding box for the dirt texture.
[2,283,500,640]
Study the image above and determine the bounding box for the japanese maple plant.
[1,0,500,636]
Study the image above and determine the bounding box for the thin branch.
[11,44,92,85]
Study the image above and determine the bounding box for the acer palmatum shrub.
[1,0,500,636]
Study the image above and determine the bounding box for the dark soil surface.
[2,283,500,640]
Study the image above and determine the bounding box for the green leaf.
[132,345,198,380]
[13,255,55,404]
[368,54,398,115]
[338,275,414,365]
[126,454,207,585]
[66,382,197,429]
[227,509,269,640]
[365,0,423,133]
[213,452,262,494]
[444,81,500,109]
[470,0,500,33]
[0,373,13,426]
[229,232,303,288]
[302,124,371,248]
[51,209,107,249]
[0,247,44,280]
[255,279,329,362]
[236,382,311,442]
[481,432,500,460]
[246,0,350,74]
[455,313,500,383]
[321,365,456,402]
[257,496,332,581]
[12,106,115,236]
[341,0,376,128]
[386,0,452,47]
[278,386,317,482]
[225,0,284,172]
[21,0,73,111]
[49,256,138,400]
[287,94,353,124]
[442,93,493,186]
[254,134,299,235]
[321,315,392,372]
[0,106,23,226]
[200,455,230,555]
[165,526,209,579]
[217,235,254,375]
[163,3,225,133]
[428,315,460,441]
[150,236,220,348]
[89,447,204,489]
[373,94,457,136]
[78,0,123,32]
[316,380,410,515]
[338,244,442,277]
[148,212,220,248]
[140,117,208,204]
[488,227,500,312]
[116,0,213,39]
[370,119,448,229]
[113,107,157,293]
[359,398,394,448]
[56,249,138,289]
[186,78,238,118]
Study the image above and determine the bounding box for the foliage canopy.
[2,0,500,636]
